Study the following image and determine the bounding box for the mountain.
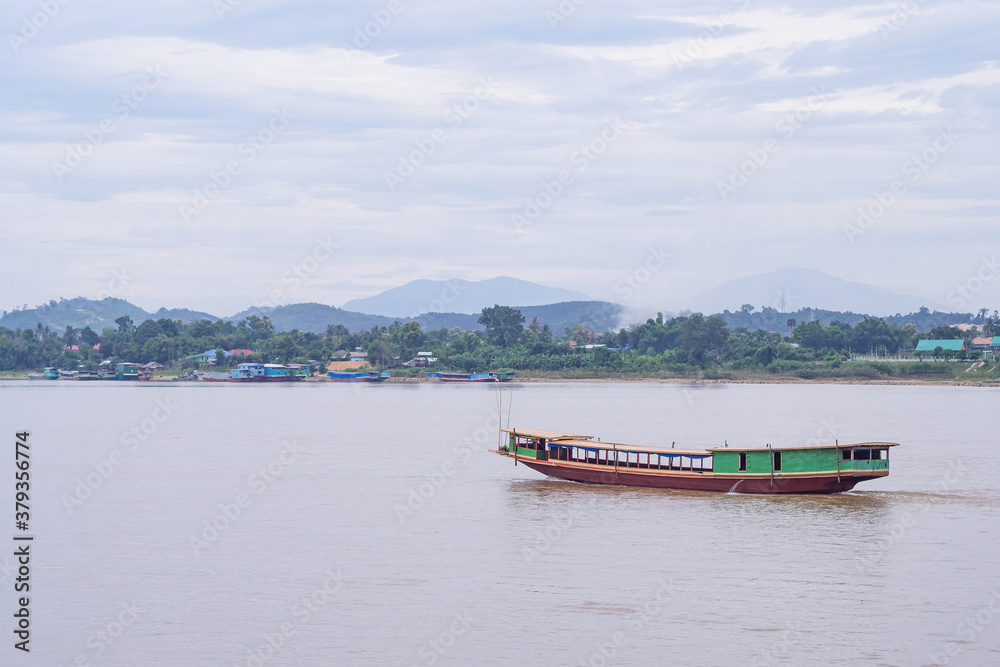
[341,277,591,317]
[679,268,945,316]
[0,297,162,332]
[226,303,397,332]
[0,297,622,335]
[414,301,623,335]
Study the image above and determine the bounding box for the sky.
[1,0,998,317]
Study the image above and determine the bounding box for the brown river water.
[1,381,998,666]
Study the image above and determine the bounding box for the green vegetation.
[2,305,997,384]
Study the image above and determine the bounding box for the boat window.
[854,449,871,461]
[738,452,747,471]
[842,449,852,461]
[773,451,782,471]
[871,449,884,460]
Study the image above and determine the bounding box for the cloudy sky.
[1,0,998,316]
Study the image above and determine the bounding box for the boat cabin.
[116,362,141,380]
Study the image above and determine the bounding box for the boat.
[327,371,391,382]
[98,371,117,380]
[43,367,60,380]
[435,372,515,383]
[116,362,142,381]
[59,370,79,378]
[495,428,899,494]
[251,364,304,382]
[77,371,101,381]
[199,372,231,382]
[173,371,200,381]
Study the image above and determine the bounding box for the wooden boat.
[76,371,101,381]
[435,372,515,383]
[249,364,304,382]
[495,428,899,494]
[43,367,60,379]
[327,371,390,382]
[116,363,141,381]
[173,371,200,381]
[200,372,234,382]
[59,370,79,378]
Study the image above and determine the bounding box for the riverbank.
[5,372,999,386]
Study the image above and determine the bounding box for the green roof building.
[915,339,965,352]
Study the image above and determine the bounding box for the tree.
[115,316,134,334]
[478,305,524,348]
[398,321,424,357]
[366,339,394,367]
[786,319,796,331]
[676,313,729,363]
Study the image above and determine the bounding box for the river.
[1,381,997,666]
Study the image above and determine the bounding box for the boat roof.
[549,438,712,457]
[501,428,593,441]
[503,428,898,453]
[706,442,900,452]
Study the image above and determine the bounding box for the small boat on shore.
[432,372,515,383]
[327,371,390,382]
[43,367,60,380]
[496,428,898,494]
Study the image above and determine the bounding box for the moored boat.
[327,371,390,382]
[435,371,515,382]
[77,371,101,380]
[43,367,60,379]
[496,428,898,494]
[116,362,142,381]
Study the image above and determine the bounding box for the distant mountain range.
[0,297,621,336]
[342,276,591,316]
[679,268,946,316]
[0,270,971,336]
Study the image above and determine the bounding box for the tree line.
[0,304,993,373]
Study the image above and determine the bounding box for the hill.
[342,276,591,317]
[680,268,945,316]
[0,297,623,335]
